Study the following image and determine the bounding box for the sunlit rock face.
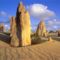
[16,2,31,46]
[0,24,4,32]
[10,2,31,47]
[10,16,19,47]
[36,21,47,37]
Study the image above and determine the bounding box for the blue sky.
[0,0,60,31]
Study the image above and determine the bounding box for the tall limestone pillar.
[10,17,19,47]
[16,2,31,46]
[10,2,31,47]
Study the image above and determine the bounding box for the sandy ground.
[0,33,60,60]
[0,41,60,60]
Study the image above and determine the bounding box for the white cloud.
[53,26,58,29]
[53,19,57,22]
[0,11,11,18]
[47,19,60,26]
[4,24,10,29]
[0,11,11,24]
[48,21,53,25]
[5,24,8,27]
[47,25,58,31]
[0,11,7,17]
[27,4,55,19]
[46,19,60,31]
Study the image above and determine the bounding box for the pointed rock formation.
[10,16,19,47]
[0,23,4,32]
[48,37,53,42]
[36,20,47,37]
[10,2,31,47]
[16,2,31,46]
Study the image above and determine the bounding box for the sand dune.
[0,40,60,60]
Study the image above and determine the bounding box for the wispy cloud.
[0,11,11,24]
[0,11,11,18]
[27,4,55,20]
[4,24,10,31]
[46,19,60,31]
[47,19,60,26]
[0,11,7,17]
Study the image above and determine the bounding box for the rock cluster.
[10,2,31,47]
[36,21,48,37]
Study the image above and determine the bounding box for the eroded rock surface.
[10,2,31,47]
[36,21,48,37]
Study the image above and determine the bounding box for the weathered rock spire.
[0,23,4,32]
[10,2,31,47]
[36,20,47,37]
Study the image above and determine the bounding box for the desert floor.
[0,33,60,60]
